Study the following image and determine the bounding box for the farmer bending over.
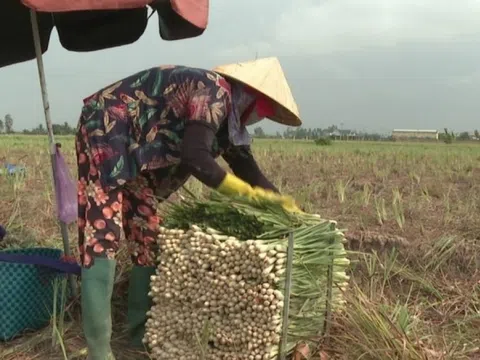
[76,57,303,359]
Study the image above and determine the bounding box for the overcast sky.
[2,0,480,134]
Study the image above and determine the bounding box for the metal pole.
[278,231,294,360]
[30,10,77,297]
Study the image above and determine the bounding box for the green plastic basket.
[0,247,67,341]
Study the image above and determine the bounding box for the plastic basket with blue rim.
[0,243,80,341]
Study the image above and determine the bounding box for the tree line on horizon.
[0,114,478,143]
[252,125,479,142]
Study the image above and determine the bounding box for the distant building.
[328,130,358,140]
[392,129,439,140]
[329,130,341,137]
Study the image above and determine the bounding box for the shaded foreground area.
[0,135,479,359]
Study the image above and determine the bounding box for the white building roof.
[392,129,438,133]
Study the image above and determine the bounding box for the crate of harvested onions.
[144,193,350,360]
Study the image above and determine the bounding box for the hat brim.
[215,73,302,127]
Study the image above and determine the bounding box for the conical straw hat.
[212,57,302,126]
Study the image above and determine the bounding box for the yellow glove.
[217,173,257,198]
[279,195,303,213]
[217,173,303,213]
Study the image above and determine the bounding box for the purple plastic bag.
[54,145,77,224]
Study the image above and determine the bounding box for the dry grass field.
[0,135,479,359]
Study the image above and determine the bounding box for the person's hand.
[251,187,303,213]
[278,194,303,213]
[217,173,303,213]
[216,173,257,198]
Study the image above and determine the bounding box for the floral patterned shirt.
[77,65,233,198]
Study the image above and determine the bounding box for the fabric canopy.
[22,0,208,29]
[0,0,209,68]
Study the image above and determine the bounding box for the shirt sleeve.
[222,145,279,193]
[180,121,227,188]
[181,121,278,192]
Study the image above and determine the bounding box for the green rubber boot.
[127,266,156,349]
[81,258,116,360]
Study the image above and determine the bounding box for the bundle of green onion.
[144,193,350,360]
